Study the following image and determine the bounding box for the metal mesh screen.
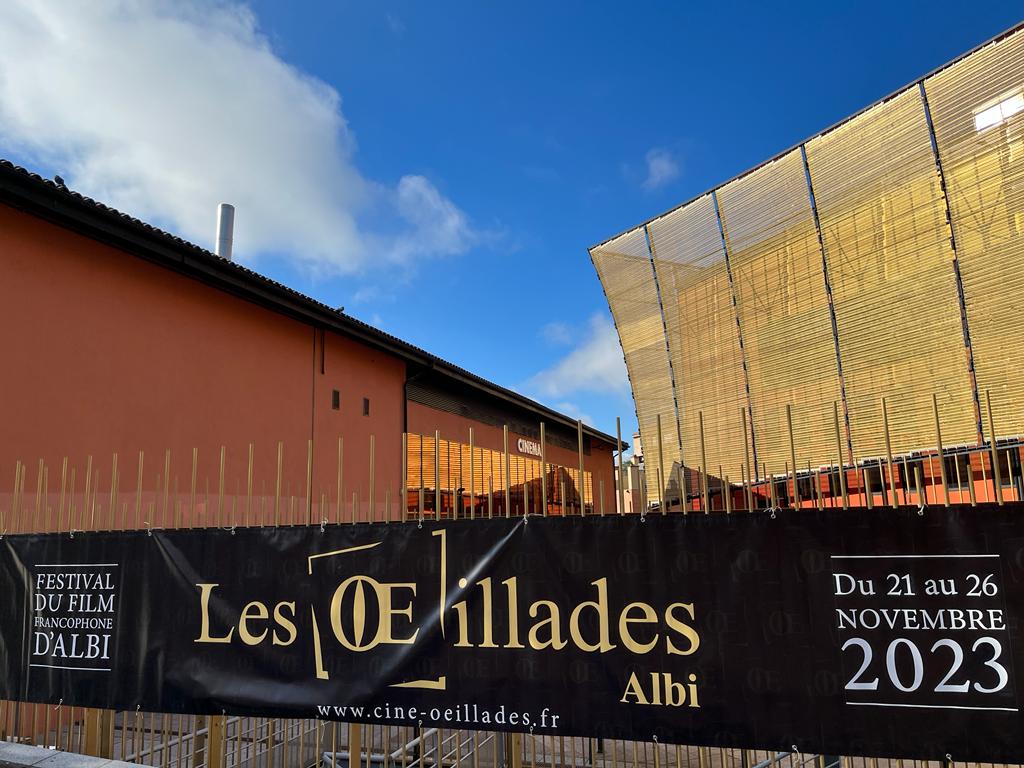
[648,195,749,482]
[805,87,975,458]
[591,228,677,502]
[594,25,1024,489]
[718,150,842,476]
[925,29,1024,440]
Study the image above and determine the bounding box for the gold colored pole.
[833,402,848,509]
[337,436,345,524]
[539,422,547,516]
[987,391,1003,505]
[656,414,665,511]
[401,433,408,520]
[58,456,67,533]
[599,478,605,516]
[699,411,709,513]
[189,448,197,525]
[245,443,254,526]
[881,397,896,508]
[742,408,753,482]
[306,439,314,524]
[369,435,376,522]
[677,464,687,514]
[487,476,493,519]
[218,446,226,526]
[435,429,442,519]
[523,462,530,516]
[470,427,476,519]
[503,425,511,517]
[864,466,874,510]
[135,451,144,529]
[36,457,44,525]
[274,441,283,526]
[724,475,732,514]
[933,393,950,508]
[616,417,626,515]
[577,419,585,515]
[787,405,799,507]
[162,449,171,526]
[966,448,977,507]
[81,455,92,532]
[419,436,425,522]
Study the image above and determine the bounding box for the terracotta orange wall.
[406,402,618,513]
[312,330,405,522]
[0,204,406,527]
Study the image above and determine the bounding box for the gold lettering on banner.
[194,584,234,644]
[620,671,700,707]
[329,575,418,651]
[569,578,616,653]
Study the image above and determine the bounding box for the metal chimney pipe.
[215,203,235,260]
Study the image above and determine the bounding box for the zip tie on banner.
[917,498,927,517]
[765,506,778,520]
[418,518,423,530]
[68,528,78,540]
[320,519,328,533]
[54,698,62,710]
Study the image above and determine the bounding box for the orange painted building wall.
[0,204,405,525]
[407,402,617,514]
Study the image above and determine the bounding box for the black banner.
[2,505,1024,760]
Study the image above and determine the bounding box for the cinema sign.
[2,506,1024,761]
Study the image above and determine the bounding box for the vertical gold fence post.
[987,391,1004,505]
[470,427,476,520]
[881,397,896,509]
[933,393,950,508]
[274,442,284,525]
[577,419,585,515]
[539,422,547,517]
[401,433,408,521]
[208,714,226,768]
[503,425,510,518]
[833,402,848,509]
[616,417,625,515]
[349,724,362,768]
[369,435,376,522]
[699,411,709,513]
[435,429,442,520]
[786,405,799,508]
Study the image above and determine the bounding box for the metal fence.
[0,409,1018,768]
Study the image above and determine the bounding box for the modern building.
[0,160,621,523]
[593,22,1024,509]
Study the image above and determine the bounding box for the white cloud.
[553,401,594,427]
[0,0,473,273]
[528,314,630,398]
[641,147,680,191]
[539,321,572,346]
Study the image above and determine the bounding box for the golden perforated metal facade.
[592,23,1024,500]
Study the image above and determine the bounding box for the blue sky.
[0,1,1020,443]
